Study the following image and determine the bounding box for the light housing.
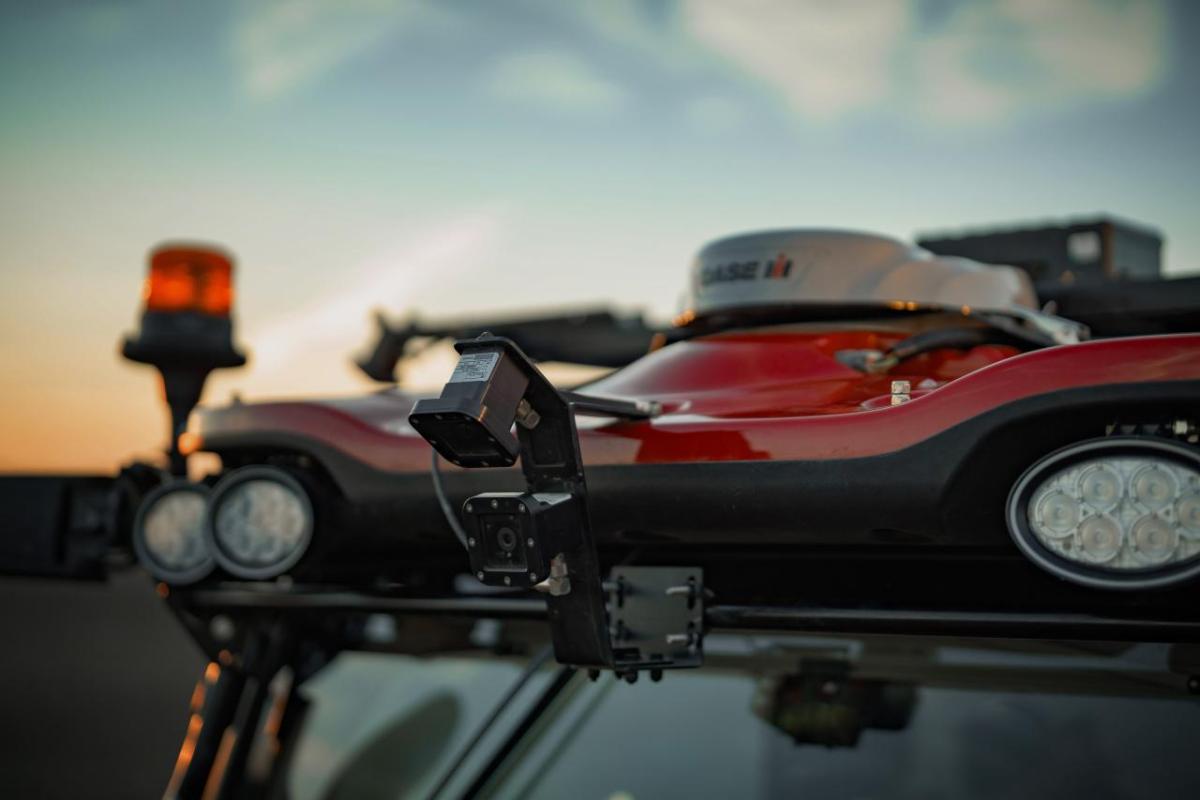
[133,482,214,584]
[122,243,247,475]
[1007,437,1200,590]
[205,466,314,580]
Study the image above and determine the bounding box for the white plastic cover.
[686,229,1037,316]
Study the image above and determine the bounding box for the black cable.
[430,449,470,550]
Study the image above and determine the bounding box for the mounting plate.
[609,566,704,670]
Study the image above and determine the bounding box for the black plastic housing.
[463,492,576,588]
[408,346,527,467]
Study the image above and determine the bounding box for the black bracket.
[608,566,705,675]
[409,335,658,669]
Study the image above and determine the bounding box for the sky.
[1,0,1198,472]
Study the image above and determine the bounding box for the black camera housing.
[463,492,577,588]
[408,346,527,467]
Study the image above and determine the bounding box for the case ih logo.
[700,253,793,286]
[765,253,793,279]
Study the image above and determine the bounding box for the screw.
[209,615,235,642]
[623,670,639,685]
[465,503,473,512]
[476,571,485,580]
[529,572,538,581]
[527,538,535,548]
[491,499,499,509]
[1188,675,1200,695]
[650,669,664,683]
[467,537,476,547]
[503,575,512,586]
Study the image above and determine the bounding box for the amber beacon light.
[122,244,247,476]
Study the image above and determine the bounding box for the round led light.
[1131,465,1177,510]
[133,482,214,584]
[1077,464,1122,512]
[1007,437,1200,590]
[1131,515,1177,565]
[206,467,313,579]
[1032,491,1079,537]
[1076,515,1122,563]
[1178,493,1200,538]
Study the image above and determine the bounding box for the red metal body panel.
[197,332,1200,473]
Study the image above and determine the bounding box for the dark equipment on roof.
[918,216,1163,287]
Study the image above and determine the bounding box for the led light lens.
[1077,464,1122,512]
[1132,466,1177,510]
[134,484,213,584]
[1076,516,1122,563]
[1033,491,1079,537]
[208,468,313,579]
[1178,493,1200,538]
[1132,515,1178,565]
[1012,438,1200,588]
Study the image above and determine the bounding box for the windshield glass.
[287,651,541,800]
[286,634,1200,800]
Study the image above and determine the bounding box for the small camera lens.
[496,527,518,552]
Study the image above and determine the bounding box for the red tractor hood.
[196,331,1200,473]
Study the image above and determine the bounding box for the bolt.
[503,575,512,586]
[527,538,535,548]
[467,537,476,547]
[529,572,538,581]
[491,499,499,509]
[465,503,473,513]
[623,670,639,685]
[476,571,485,580]
[209,615,235,642]
[650,669,664,683]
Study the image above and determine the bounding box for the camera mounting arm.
[408,335,656,668]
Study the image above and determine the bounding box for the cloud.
[682,0,910,121]
[486,49,627,114]
[910,0,1168,123]
[230,0,439,99]
[676,0,1167,126]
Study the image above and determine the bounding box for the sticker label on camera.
[449,352,500,383]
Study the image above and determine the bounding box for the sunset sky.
[2,0,1198,472]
